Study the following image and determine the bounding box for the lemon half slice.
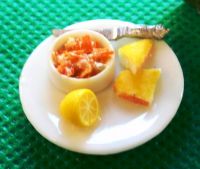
[60,89,101,127]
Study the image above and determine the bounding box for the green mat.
[0,0,200,168]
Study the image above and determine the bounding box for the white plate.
[19,19,184,155]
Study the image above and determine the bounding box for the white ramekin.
[48,29,115,93]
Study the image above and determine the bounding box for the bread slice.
[118,39,153,74]
[113,69,161,106]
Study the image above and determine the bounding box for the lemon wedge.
[60,89,101,127]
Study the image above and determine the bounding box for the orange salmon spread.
[52,35,113,78]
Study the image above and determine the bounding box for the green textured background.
[0,0,200,168]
